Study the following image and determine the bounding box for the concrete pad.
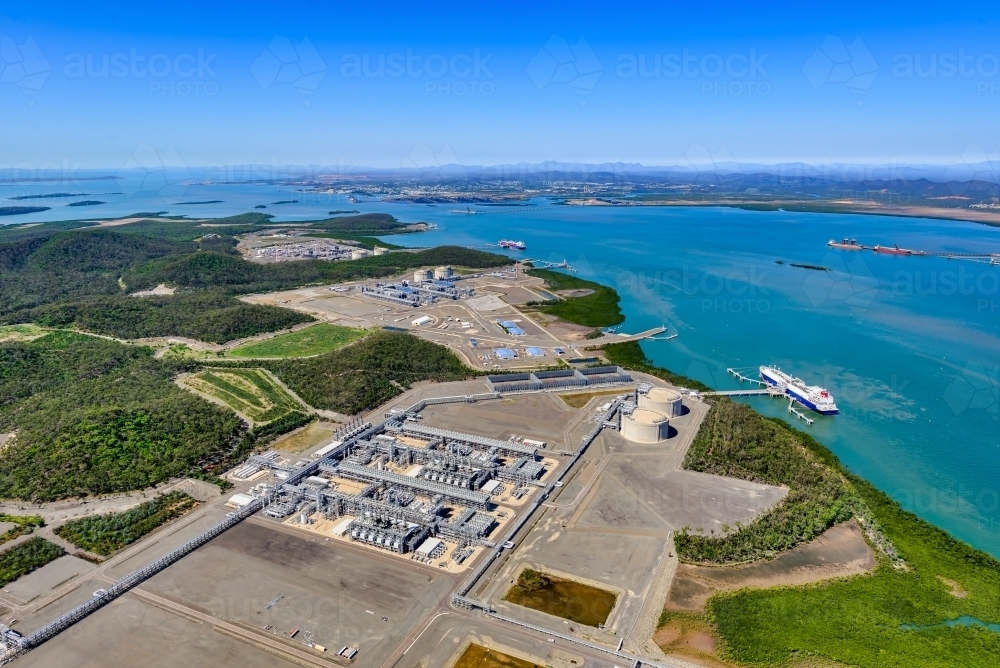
[466,295,507,311]
[0,522,15,535]
[306,296,387,317]
[141,520,455,665]
[16,596,300,668]
[0,555,96,606]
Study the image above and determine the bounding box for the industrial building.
[485,366,632,393]
[247,418,551,564]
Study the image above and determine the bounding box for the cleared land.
[55,492,198,556]
[183,368,304,423]
[453,644,544,668]
[558,389,627,408]
[228,322,367,357]
[504,568,617,627]
[270,422,335,453]
[666,520,876,612]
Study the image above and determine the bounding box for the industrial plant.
[230,411,559,568]
[357,266,474,308]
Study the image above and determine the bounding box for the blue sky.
[1,1,999,171]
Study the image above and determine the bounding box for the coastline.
[559,198,1000,227]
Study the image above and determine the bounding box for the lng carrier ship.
[759,366,839,415]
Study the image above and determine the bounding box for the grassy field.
[558,389,627,408]
[524,268,624,328]
[452,644,543,668]
[0,537,65,588]
[55,492,197,556]
[271,422,335,453]
[184,368,304,423]
[0,324,46,343]
[503,568,617,627]
[228,323,367,358]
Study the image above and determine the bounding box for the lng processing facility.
[0,363,773,668]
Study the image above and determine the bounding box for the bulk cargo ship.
[874,244,924,255]
[828,238,863,250]
[759,366,839,415]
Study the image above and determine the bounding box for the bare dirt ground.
[493,285,545,305]
[653,614,736,668]
[555,289,594,298]
[130,283,175,297]
[523,311,594,340]
[665,520,876,613]
[0,478,219,524]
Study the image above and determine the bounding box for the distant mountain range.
[2,160,996,188]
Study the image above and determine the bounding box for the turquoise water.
[368,199,1000,558]
[4,185,1000,557]
[902,616,1000,633]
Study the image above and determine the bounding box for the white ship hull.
[760,366,838,415]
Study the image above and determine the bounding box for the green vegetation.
[259,331,479,415]
[707,425,1000,667]
[504,568,617,627]
[184,368,303,423]
[676,399,857,564]
[0,514,45,546]
[0,537,66,587]
[125,244,510,295]
[0,206,49,216]
[0,331,242,501]
[453,644,543,668]
[55,491,197,555]
[524,268,624,327]
[228,323,367,357]
[67,200,104,207]
[27,292,313,344]
[601,340,713,392]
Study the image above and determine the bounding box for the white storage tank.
[414,269,432,283]
[434,266,453,280]
[373,246,388,256]
[621,408,670,443]
[639,386,684,417]
[351,248,370,260]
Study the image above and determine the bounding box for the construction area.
[0,366,790,668]
[241,262,667,372]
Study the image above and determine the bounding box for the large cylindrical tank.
[621,408,670,443]
[434,266,453,280]
[414,269,432,282]
[639,387,684,417]
[351,248,369,260]
[373,246,387,256]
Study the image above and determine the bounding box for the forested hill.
[0,214,512,342]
